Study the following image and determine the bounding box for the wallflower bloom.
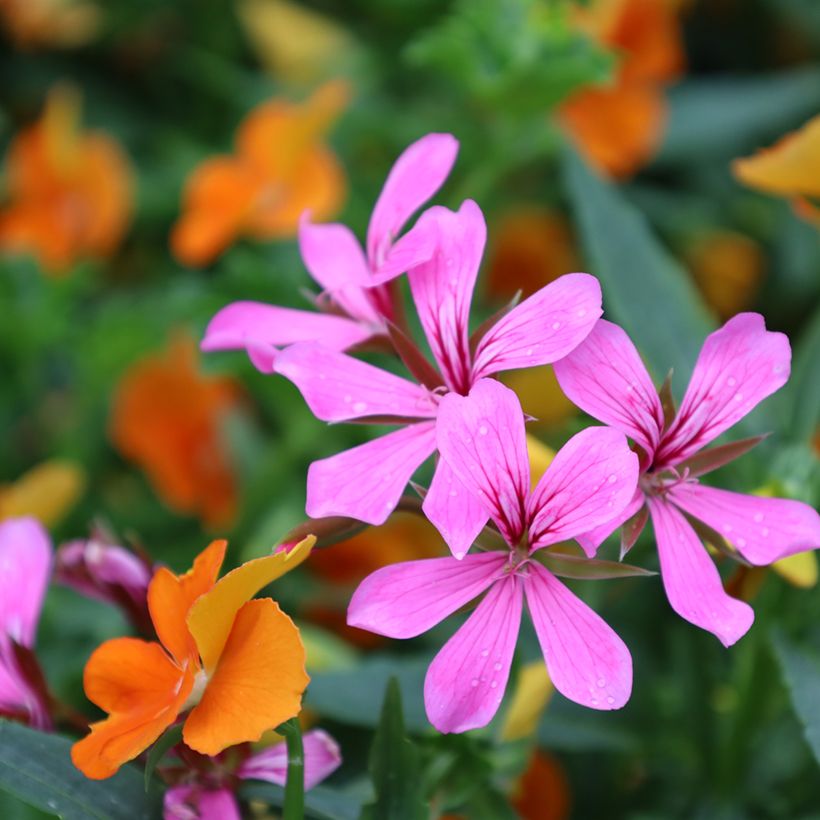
[560,0,685,178]
[554,314,820,645]
[0,85,132,274]
[0,517,52,729]
[0,0,98,50]
[348,380,638,732]
[110,334,241,528]
[163,728,341,819]
[201,132,458,372]
[172,82,348,267]
[732,114,820,226]
[72,537,313,779]
[275,201,602,556]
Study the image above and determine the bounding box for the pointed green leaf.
[537,551,656,580]
[0,721,161,820]
[562,146,714,382]
[771,631,820,766]
[240,782,363,820]
[360,678,427,820]
[677,434,769,478]
[144,723,183,791]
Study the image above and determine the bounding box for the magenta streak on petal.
[424,575,521,733]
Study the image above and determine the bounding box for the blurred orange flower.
[560,0,685,178]
[0,0,98,50]
[72,536,312,779]
[109,334,241,528]
[171,81,349,267]
[686,229,764,320]
[733,115,820,226]
[0,85,132,274]
[510,749,571,820]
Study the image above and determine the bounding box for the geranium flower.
[172,81,348,267]
[0,85,132,274]
[275,200,602,556]
[71,536,313,779]
[554,314,820,645]
[201,131,459,372]
[162,728,342,819]
[560,0,685,178]
[109,333,241,528]
[0,517,52,729]
[732,114,820,226]
[348,380,638,732]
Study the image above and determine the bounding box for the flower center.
[181,668,209,712]
[640,465,698,498]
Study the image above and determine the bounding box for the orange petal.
[83,637,183,713]
[187,536,313,674]
[561,82,665,178]
[171,157,260,267]
[148,540,226,664]
[183,598,309,755]
[733,115,820,199]
[72,664,194,781]
[511,750,571,820]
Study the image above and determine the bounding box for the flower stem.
[279,718,304,820]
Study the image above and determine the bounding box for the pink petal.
[668,483,820,566]
[423,459,489,559]
[553,319,664,459]
[471,273,602,379]
[366,133,459,268]
[274,342,438,421]
[524,562,632,710]
[424,575,521,733]
[406,201,484,392]
[238,729,342,790]
[298,215,380,324]
[527,428,639,553]
[369,214,439,284]
[647,497,753,647]
[575,489,647,557]
[306,423,437,524]
[347,552,506,638]
[0,517,51,647]
[436,380,530,546]
[201,301,372,373]
[657,313,790,465]
[164,786,240,820]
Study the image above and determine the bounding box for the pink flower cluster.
[205,133,820,735]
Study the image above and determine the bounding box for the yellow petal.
[772,550,818,589]
[238,0,352,84]
[0,460,86,525]
[527,434,556,490]
[733,115,820,198]
[500,660,554,741]
[502,367,578,431]
[187,535,314,674]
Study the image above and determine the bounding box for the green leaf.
[783,305,820,443]
[360,678,427,820]
[0,721,161,820]
[656,67,820,163]
[143,723,183,791]
[240,782,364,820]
[562,146,714,382]
[771,631,820,766]
[536,552,656,580]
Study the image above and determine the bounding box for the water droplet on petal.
[577,308,587,318]
[737,537,747,548]
[353,401,367,413]
[343,394,352,403]
[753,513,763,523]
[597,678,606,688]
[734,392,744,402]
[761,528,769,537]
[481,649,489,657]
[490,681,498,689]
[606,696,615,705]
[479,425,488,436]
[471,678,479,688]
[608,474,617,484]
[493,662,502,671]
[727,376,737,387]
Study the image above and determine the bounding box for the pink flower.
[56,536,152,634]
[553,314,820,646]
[275,201,602,554]
[200,133,459,373]
[348,379,638,733]
[0,517,52,729]
[163,729,341,819]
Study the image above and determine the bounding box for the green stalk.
[279,718,304,820]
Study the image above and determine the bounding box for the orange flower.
[0,0,98,50]
[685,229,764,320]
[72,536,313,779]
[510,749,571,820]
[0,85,132,274]
[171,81,348,267]
[560,0,685,178]
[733,115,820,226]
[109,334,241,528]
